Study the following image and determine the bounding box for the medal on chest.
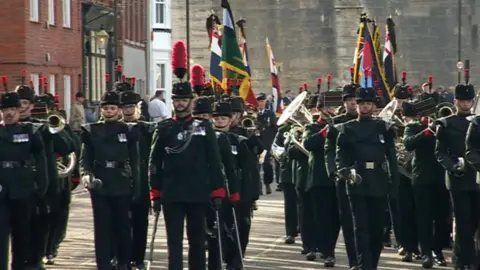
[117,133,127,142]
[378,134,385,143]
[13,133,29,143]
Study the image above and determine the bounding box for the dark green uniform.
[336,115,399,270]
[80,115,141,269]
[436,112,479,268]
[216,130,240,196]
[403,120,450,263]
[274,124,298,240]
[149,115,226,269]
[303,118,339,261]
[0,92,48,270]
[324,112,358,267]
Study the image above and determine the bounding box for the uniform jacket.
[227,133,255,202]
[149,115,226,203]
[436,113,478,191]
[215,130,240,199]
[403,121,444,185]
[70,100,85,131]
[0,123,48,200]
[79,121,141,197]
[257,109,277,148]
[303,119,331,190]
[466,116,480,178]
[336,117,399,197]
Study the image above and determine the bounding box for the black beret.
[172,82,194,99]
[212,102,233,117]
[101,91,120,106]
[227,96,245,113]
[16,85,35,102]
[0,92,21,109]
[342,84,358,100]
[192,96,213,115]
[455,84,475,100]
[356,87,376,102]
[119,91,139,106]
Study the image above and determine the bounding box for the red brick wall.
[0,0,82,109]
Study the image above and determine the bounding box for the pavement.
[48,188,452,269]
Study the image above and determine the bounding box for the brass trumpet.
[47,113,77,178]
[241,113,260,136]
[47,114,65,134]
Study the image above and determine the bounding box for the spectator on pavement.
[148,90,168,122]
[70,92,85,131]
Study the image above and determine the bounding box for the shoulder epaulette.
[157,118,174,128]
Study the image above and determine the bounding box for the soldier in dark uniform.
[15,85,75,269]
[0,91,48,270]
[273,115,297,245]
[302,93,339,266]
[402,101,449,268]
[149,81,226,270]
[336,87,399,270]
[79,91,141,270]
[119,90,156,270]
[436,83,477,269]
[324,84,359,269]
[256,93,278,194]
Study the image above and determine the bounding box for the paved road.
[49,189,452,269]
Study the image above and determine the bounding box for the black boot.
[433,251,447,266]
[265,184,272,194]
[305,251,316,261]
[324,256,335,267]
[421,255,433,269]
[401,252,413,262]
[284,235,295,244]
[44,254,55,265]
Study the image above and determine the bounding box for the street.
[49,189,452,269]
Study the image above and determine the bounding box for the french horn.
[47,113,77,178]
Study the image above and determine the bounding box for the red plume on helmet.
[172,40,188,80]
[190,64,205,95]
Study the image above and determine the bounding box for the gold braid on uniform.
[164,119,203,154]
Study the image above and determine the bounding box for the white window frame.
[63,75,72,121]
[48,0,55,25]
[49,75,56,95]
[30,74,40,95]
[155,63,166,91]
[153,0,169,28]
[62,0,71,28]
[30,0,39,22]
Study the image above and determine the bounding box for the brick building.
[0,0,82,118]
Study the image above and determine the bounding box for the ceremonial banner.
[383,17,398,91]
[237,19,258,106]
[352,14,366,84]
[220,0,257,105]
[266,37,283,114]
[206,14,223,88]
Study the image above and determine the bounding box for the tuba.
[274,92,312,156]
[378,99,413,179]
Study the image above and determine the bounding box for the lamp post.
[458,0,462,83]
[96,27,109,50]
[186,0,190,80]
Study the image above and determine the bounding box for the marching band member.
[79,90,141,270]
[302,92,339,266]
[0,89,48,270]
[119,90,156,270]
[148,40,226,269]
[273,110,297,245]
[336,86,399,270]
[256,93,277,194]
[435,81,477,270]
[402,101,449,267]
[16,84,76,270]
[324,83,359,269]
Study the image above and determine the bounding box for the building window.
[155,0,165,25]
[62,0,71,28]
[49,75,56,95]
[30,0,39,22]
[30,74,40,95]
[63,75,72,119]
[48,0,55,25]
[156,63,166,90]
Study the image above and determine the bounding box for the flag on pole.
[352,14,367,84]
[220,0,256,105]
[236,19,258,106]
[383,17,397,91]
[266,37,283,114]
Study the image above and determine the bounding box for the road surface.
[49,189,452,269]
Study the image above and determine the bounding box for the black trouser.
[283,183,298,237]
[385,195,400,245]
[395,175,418,252]
[335,181,358,267]
[349,195,387,270]
[312,187,340,257]
[262,151,274,185]
[207,204,225,270]
[131,195,149,264]
[413,184,450,256]
[274,160,280,184]
[450,190,480,265]
[28,197,50,267]
[297,189,316,252]
[225,202,252,268]
[46,186,71,256]
[163,202,207,270]
[56,183,72,248]
[0,197,32,270]
[90,194,131,270]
